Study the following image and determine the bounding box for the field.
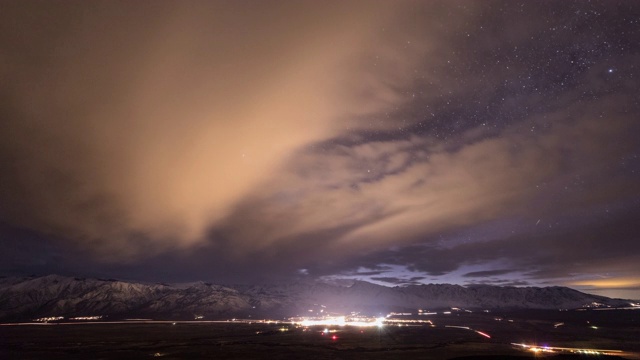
[1,310,639,359]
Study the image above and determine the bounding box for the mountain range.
[0,275,632,322]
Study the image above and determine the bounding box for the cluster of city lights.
[32,316,64,322]
[69,315,102,320]
[291,316,385,328]
[511,343,624,356]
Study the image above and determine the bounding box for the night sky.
[1,1,639,299]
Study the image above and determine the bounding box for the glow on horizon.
[569,277,640,289]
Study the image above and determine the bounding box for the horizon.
[4,273,637,301]
[1,1,639,301]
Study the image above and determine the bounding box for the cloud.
[463,269,518,278]
[213,95,639,273]
[370,277,409,285]
[0,1,639,293]
[466,280,531,287]
[370,276,426,286]
[0,1,432,259]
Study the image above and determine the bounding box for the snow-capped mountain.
[0,275,631,321]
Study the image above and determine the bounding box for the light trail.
[444,325,470,330]
[444,325,491,339]
[0,320,249,326]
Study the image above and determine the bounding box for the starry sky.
[1,1,639,299]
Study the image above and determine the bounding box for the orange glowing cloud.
[0,2,440,259]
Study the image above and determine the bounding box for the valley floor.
[1,310,639,359]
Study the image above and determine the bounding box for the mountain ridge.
[0,274,633,322]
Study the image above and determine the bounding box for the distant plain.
[2,310,639,359]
